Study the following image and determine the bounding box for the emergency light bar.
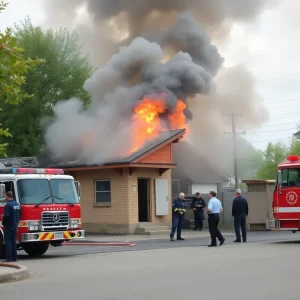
[12,168,64,175]
[287,155,300,162]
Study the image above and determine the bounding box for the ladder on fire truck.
[0,157,39,170]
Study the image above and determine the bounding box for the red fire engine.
[273,155,300,232]
[0,157,85,257]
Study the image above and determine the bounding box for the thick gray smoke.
[45,14,222,163]
[42,0,277,174]
[43,0,277,65]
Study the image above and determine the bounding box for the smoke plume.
[45,13,223,163]
[42,0,277,173]
[43,0,277,65]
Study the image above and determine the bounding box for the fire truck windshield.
[281,168,300,186]
[17,179,79,205]
[50,179,79,205]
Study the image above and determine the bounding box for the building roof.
[39,129,185,170]
[294,131,300,138]
[242,180,275,184]
[172,142,230,184]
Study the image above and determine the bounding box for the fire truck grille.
[41,212,69,230]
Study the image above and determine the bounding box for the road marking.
[63,242,136,247]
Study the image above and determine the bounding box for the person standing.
[191,192,206,231]
[232,189,248,243]
[170,192,186,241]
[206,191,225,247]
[1,191,21,262]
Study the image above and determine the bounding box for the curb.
[63,241,136,247]
[0,263,29,283]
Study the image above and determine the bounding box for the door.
[138,179,150,222]
[155,178,169,216]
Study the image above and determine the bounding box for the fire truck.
[0,157,85,258]
[273,155,300,232]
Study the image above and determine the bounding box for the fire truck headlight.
[70,219,81,228]
[28,221,39,231]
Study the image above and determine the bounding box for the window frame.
[281,168,300,187]
[94,179,111,206]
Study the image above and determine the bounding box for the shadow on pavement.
[271,240,300,245]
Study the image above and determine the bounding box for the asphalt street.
[2,231,300,300]
[14,230,300,259]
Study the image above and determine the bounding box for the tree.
[0,18,93,156]
[254,142,288,180]
[288,137,300,156]
[0,2,42,155]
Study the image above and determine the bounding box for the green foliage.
[254,142,288,180]
[0,17,93,156]
[288,137,300,156]
[0,2,43,156]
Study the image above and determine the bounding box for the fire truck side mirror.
[278,170,283,194]
[278,170,282,185]
[0,184,5,200]
[75,181,81,200]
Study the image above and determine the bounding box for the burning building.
[40,12,233,233]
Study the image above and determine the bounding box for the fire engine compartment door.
[155,178,169,216]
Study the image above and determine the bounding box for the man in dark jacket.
[232,189,248,243]
[2,191,21,262]
[170,193,186,241]
[191,192,206,231]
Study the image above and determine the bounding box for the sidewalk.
[79,229,234,243]
[0,263,29,283]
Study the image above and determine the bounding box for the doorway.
[138,179,150,222]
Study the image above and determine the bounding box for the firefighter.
[232,189,248,243]
[191,192,206,231]
[1,191,21,262]
[170,192,186,241]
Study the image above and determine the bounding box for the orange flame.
[168,100,190,137]
[131,96,189,152]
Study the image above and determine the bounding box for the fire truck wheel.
[0,233,5,259]
[23,242,49,257]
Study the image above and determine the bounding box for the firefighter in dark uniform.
[1,191,21,262]
[191,192,206,231]
[170,193,186,241]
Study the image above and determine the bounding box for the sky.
[1,0,300,151]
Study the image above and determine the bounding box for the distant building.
[293,131,300,139]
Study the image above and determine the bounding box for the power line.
[239,112,300,125]
[244,122,297,130]
[269,103,300,109]
[246,127,296,134]
[264,97,300,105]
[246,137,291,143]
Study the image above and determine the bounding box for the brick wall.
[66,167,172,234]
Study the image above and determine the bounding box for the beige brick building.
[57,130,185,234]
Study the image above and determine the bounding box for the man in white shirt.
[206,191,225,247]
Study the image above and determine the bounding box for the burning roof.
[39,129,185,168]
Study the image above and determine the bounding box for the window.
[281,168,300,187]
[17,179,52,205]
[95,180,111,204]
[50,179,79,204]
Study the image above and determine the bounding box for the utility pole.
[223,113,246,190]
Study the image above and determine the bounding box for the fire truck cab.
[0,157,85,258]
[273,155,300,232]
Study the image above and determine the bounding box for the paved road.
[2,231,300,300]
[15,230,300,259]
